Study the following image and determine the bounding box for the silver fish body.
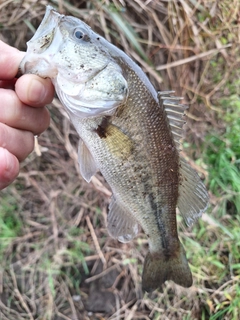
[20,6,209,291]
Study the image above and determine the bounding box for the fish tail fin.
[142,242,192,292]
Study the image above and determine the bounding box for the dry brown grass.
[0,0,239,319]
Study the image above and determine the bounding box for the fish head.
[20,6,128,117]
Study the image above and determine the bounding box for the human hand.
[0,40,54,190]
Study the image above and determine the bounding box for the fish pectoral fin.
[158,91,187,150]
[96,122,134,160]
[142,242,192,292]
[78,138,98,183]
[107,197,138,243]
[178,157,209,226]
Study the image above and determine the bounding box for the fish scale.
[19,5,209,292]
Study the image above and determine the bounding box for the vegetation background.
[0,0,239,319]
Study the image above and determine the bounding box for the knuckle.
[0,89,21,123]
[0,123,34,161]
[34,107,50,135]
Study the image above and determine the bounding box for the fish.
[19,6,209,292]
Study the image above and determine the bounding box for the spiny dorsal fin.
[108,197,138,243]
[158,91,187,149]
[178,157,209,226]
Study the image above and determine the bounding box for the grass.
[0,196,22,256]
[0,0,240,319]
[182,80,240,318]
[203,94,240,216]
[182,81,240,318]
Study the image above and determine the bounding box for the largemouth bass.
[19,6,209,292]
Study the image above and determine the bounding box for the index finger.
[0,40,25,79]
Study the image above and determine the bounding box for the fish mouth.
[17,6,61,78]
[28,5,63,45]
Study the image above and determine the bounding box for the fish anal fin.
[178,158,209,226]
[158,91,187,149]
[142,242,192,292]
[107,197,138,243]
[78,139,98,183]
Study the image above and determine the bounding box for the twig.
[85,264,119,283]
[86,216,106,265]
[91,176,112,197]
[10,266,34,320]
[34,135,41,156]
[156,44,232,70]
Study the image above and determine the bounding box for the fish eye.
[74,30,84,39]
[73,28,90,42]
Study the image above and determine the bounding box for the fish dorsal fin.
[158,91,187,149]
[78,139,98,183]
[107,197,138,243]
[178,157,209,226]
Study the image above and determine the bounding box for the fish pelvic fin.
[142,242,192,292]
[107,197,138,243]
[78,138,98,183]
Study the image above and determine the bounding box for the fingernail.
[28,79,47,104]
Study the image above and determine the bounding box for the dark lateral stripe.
[148,191,168,250]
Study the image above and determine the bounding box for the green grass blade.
[103,6,151,64]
